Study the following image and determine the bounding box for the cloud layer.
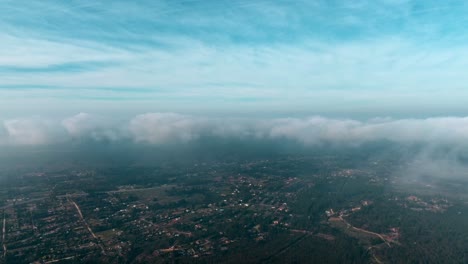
[2,113,468,146]
[4,112,468,180]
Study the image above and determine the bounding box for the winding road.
[339,215,392,247]
[70,199,106,255]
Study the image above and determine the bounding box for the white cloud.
[3,113,468,147]
[61,112,121,141]
[128,113,204,144]
[3,112,468,181]
[62,112,96,137]
[125,113,468,147]
[265,116,468,144]
[2,118,65,145]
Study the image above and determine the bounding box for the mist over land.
[2,112,468,183]
[3,113,468,263]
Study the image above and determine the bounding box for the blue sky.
[1,0,468,118]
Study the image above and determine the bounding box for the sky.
[3,0,468,181]
[2,0,468,119]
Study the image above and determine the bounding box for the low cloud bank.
[3,112,468,180]
[2,113,468,146]
[129,113,206,144]
[2,118,66,145]
[62,112,122,141]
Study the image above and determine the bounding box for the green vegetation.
[1,153,468,263]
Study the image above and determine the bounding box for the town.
[0,154,466,263]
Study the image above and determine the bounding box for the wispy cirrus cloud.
[1,1,468,117]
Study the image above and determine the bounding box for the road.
[105,187,162,194]
[339,215,392,247]
[70,199,106,255]
[260,233,308,263]
[0,193,87,210]
[0,197,45,210]
[45,256,75,263]
[2,211,6,259]
[336,215,392,263]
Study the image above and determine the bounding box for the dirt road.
[70,200,106,255]
[2,211,6,259]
